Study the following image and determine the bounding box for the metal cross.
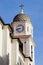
[19,4,24,10]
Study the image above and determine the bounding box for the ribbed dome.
[13,14,31,22]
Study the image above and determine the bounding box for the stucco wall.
[0,23,3,56]
[0,20,35,65]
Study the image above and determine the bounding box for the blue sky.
[0,0,43,65]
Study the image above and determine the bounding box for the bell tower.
[11,5,35,65]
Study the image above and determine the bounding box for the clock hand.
[16,28,21,30]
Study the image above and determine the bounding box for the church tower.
[11,4,35,65]
[0,4,35,65]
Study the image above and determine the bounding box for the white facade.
[0,11,35,65]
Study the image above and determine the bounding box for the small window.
[24,41,26,44]
[27,26,29,32]
[19,43,23,52]
[31,45,33,58]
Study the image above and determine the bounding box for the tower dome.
[13,13,31,22]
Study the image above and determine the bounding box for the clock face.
[16,25,24,32]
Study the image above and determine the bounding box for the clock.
[16,25,24,32]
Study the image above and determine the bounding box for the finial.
[19,4,24,14]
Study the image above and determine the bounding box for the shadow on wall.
[0,54,9,65]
